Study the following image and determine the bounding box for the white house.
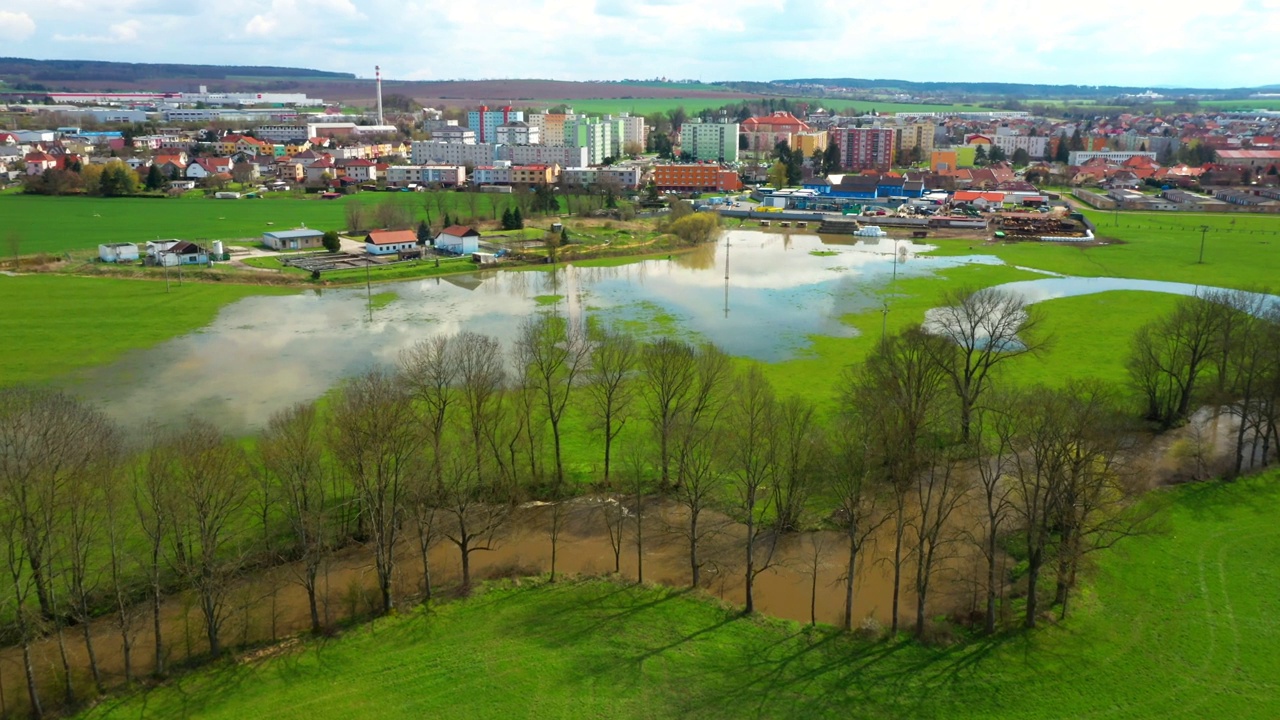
[436,226,480,255]
[146,239,208,266]
[186,157,234,179]
[339,159,377,182]
[365,229,419,256]
[98,243,140,263]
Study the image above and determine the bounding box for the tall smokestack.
[375,65,384,125]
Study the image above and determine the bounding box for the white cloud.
[3,0,1279,87]
[52,19,144,43]
[0,11,36,41]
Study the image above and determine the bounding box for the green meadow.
[0,193,537,255]
[78,471,1280,720]
[0,275,293,385]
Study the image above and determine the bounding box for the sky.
[1,0,1278,88]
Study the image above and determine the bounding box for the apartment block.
[410,140,498,166]
[561,166,644,189]
[653,164,742,192]
[680,119,740,163]
[466,106,524,143]
[830,127,895,171]
[384,165,466,187]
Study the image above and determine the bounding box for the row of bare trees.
[1128,289,1280,475]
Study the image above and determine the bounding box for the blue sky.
[1,0,1277,88]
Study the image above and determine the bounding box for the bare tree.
[853,329,952,634]
[1007,386,1066,628]
[911,450,970,637]
[923,287,1046,442]
[670,344,732,588]
[725,365,780,614]
[133,433,171,676]
[345,201,367,234]
[801,531,837,627]
[1050,380,1149,619]
[163,418,251,659]
[329,369,420,615]
[584,328,638,485]
[1128,293,1229,428]
[0,505,43,719]
[437,442,511,591]
[102,463,142,684]
[517,314,591,487]
[638,338,696,490]
[828,381,890,631]
[770,395,818,533]
[455,332,506,480]
[969,398,1018,634]
[259,402,330,632]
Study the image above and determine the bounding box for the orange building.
[931,150,959,172]
[653,164,742,192]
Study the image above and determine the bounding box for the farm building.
[98,242,139,263]
[365,229,419,256]
[436,226,481,255]
[146,240,209,266]
[263,228,325,251]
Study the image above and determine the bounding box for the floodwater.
[991,276,1280,307]
[64,231,977,433]
[0,497,985,716]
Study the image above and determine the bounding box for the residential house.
[305,157,336,185]
[146,240,209,266]
[365,229,420,256]
[338,158,377,182]
[435,226,480,255]
[186,157,235,179]
[23,152,58,175]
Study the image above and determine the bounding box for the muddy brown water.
[0,496,983,716]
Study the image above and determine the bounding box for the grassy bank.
[0,275,293,385]
[79,472,1280,719]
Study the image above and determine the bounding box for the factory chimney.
[375,65,384,125]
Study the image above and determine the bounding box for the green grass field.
[0,192,540,255]
[78,471,1280,720]
[0,275,293,385]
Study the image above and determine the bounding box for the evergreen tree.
[974,145,988,167]
[501,207,514,230]
[513,206,524,229]
[822,141,842,174]
[416,219,431,244]
[560,227,569,245]
[145,164,165,191]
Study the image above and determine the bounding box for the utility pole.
[1198,224,1210,264]
[365,254,373,321]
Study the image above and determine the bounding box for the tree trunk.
[307,565,322,632]
[81,618,102,694]
[689,512,700,589]
[21,640,41,720]
[54,622,73,706]
[602,418,613,485]
[635,496,644,585]
[205,597,221,659]
[843,533,857,631]
[119,619,133,685]
[1025,550,1042,629]
[985,530,999,635]
[890,519,904,634]
[460,542,472,591]
[743,507,755,614]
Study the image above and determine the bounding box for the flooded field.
[63,232,966,433]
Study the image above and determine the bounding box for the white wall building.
[410,141,499,166]
[384,165,466,187]
[503,144,588,168]
[1068,150,1157,165]
[992,134,1049,159]
[255,125,310,143]
[561,166,644,189]
[495,121,539,146]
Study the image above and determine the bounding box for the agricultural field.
[551,97,996,116]
[78,471,1280,720]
